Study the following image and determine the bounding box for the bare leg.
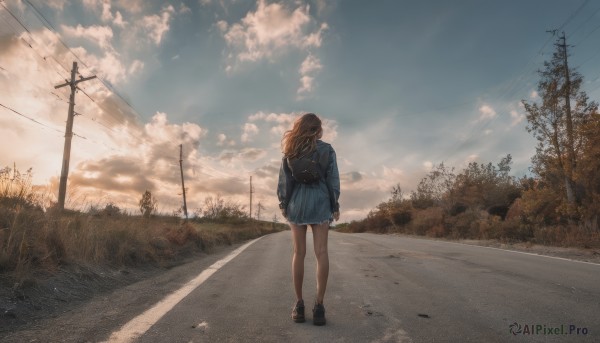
[290,224,307,302]
[311,222,329,304]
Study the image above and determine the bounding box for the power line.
[568,4,600,39]
[77,88,140,129]
[573,21,600,47]
[0,102,63,134]
[3,1,148,133]
[557,0,590,32]
[432,0,593,165]
[0,63,70,104]
[23,0,147,124]
[1,0,245,187]
[0,2,68,79]
[0,4,72,96]
[0,101,86,140]
[0,6,148,145]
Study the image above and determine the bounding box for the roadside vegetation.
[337,37,600,249]
[0,168,284,285]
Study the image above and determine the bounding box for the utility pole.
[557,32,576,204]
[256,201,265,221]
[249,175,254,218]
[179,144,188,220]
[54,61,96,210]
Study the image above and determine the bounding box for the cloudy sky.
[1,0,599,221]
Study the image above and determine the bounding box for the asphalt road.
[4,231,600,342]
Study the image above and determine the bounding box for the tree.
[139,190,157,218]
[576,112,600,230]
[522,35,598,217]
[202,194,246,220]
[449,155,521,218]
[410,163,455,209]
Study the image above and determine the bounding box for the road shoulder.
[386,233,600,264]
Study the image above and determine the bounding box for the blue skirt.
[286,180,333,225]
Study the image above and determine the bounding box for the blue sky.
[1,0,600,221]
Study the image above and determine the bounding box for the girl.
[277,113,340,326]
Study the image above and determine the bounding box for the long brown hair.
[282,113,323,158]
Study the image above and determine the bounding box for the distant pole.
[249,176,254,218]
[54,61,96,210]
[179,144,188,220]
[256,201,265,221]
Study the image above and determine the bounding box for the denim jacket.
[277,140,340,225]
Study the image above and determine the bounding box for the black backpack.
[287,149,323,184]
[282,145,339,213]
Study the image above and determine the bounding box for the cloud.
[101,1,113,22]
[67,111,212,200]
[217,133,227,145]
[70,156,156,194]
[297,75,315,97]
[219,148,267,162]
[221,0,318,62]
[340,171,362,183]
[510,109,524,127]
[241,122,259,142]
[217,133,235,146]
[45,0,68,10]
[144,112,206,144]
[179,3,192,14]
[141,5,175,45]
[219,0,329,62]
[117,0,144,13]
[249,111,295,123]
[113,11,127,28]
[248,111,338,142]
[313,0,337,16]
[0,31,263,216]
[219,0,328,97]
[321,118,338,142]
[128,59,144,74]
[82,0,101,9]
[530,90,539,99]
[299,54,322,75]
[71,46,127,84]
[61,24,114,50]
[216,20,228,32]
[478,104,496,121]
[465,154,479,164]
[81,0,127,28]
[253,163,279,179]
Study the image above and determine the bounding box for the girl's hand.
[333,211,340,221]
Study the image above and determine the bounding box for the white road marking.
[433,239,600,266]
[105,237,262,343]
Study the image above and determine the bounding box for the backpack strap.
[281,156,296,211]
[317,146,339,213]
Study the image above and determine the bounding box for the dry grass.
[336,204,600,249]
[0,208,283,284]
[0,167,285,284]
